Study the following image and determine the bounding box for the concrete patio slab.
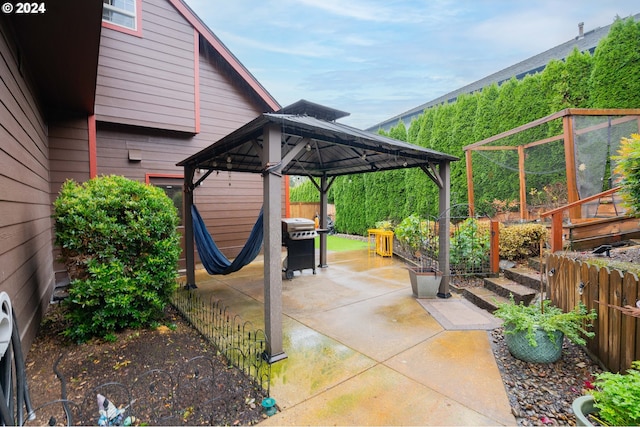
[386,329,515,425]
[296,289,444,362]
[417,296,503,330]
[261,364,503,426]
[187,249,516,425]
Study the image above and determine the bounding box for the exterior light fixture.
[305,143,311,152]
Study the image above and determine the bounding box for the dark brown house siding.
[49,118,91,197]
[0,21,54,348]
[93,34,268,259]
[48,118,91,283]
[95,0,196,132]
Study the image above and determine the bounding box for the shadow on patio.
[182,248,515,426]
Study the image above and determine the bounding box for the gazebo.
[177,100,459,362]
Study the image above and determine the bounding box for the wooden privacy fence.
[289,202,335,220]
[547,254,640,373]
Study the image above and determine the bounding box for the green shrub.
[394,214,438,257]
[613,133,640,216]
[592,361,640,426]
[450,218,490,272]
[494,298,596,347]
[53,175,181,342]
[499,223,548,260]
[374,219,393,231]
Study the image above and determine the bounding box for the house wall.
[95,0,196,133]
[0,20,55,348]
[48,118,91,282]
[90,0,276,260]
[50,0,283,269]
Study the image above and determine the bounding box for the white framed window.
[103,0,137,31]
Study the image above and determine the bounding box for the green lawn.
[314,235,368,252]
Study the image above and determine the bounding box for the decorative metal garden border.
[170,289,271,394]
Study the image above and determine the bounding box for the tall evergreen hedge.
[590,17,640,108]
[293,16,640,234]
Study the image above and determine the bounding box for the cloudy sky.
[183,0,637,129]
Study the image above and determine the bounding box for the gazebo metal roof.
[178,100,458,177]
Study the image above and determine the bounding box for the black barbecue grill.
[282,218,317,279]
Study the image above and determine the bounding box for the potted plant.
[395,215,441,298]
[573,361,640,426]
[408,267,442,298]
[493,297,597,363]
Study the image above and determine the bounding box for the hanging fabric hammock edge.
[191,205,264,275]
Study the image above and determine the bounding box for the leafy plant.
[53,175,181,342]
[591,361,640,426]
[494,297,597,348]
[394,214,438,256]
[374,219,394,231]
[613,133,640,216]
[450,218,490,272]
[499,223,548,261]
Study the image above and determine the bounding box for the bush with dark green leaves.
[53,175,181,342]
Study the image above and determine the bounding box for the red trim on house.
[145,173,184,185]
[193,29,201,133]
[284,175,290,218]
[101,0,143,38]
[167,0,280,112]
[88,115,97,178]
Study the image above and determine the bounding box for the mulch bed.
[24,304,268,426]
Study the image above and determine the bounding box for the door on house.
[148,176,185,269]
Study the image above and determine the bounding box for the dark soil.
[24,304,267,426]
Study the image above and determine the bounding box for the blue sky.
[184,0,637,129]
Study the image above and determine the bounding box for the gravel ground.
[490,328,604,426]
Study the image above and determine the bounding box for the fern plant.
[494,297,597,347]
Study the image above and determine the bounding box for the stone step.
[527,256,546,272]
[503,267,546,291]
[463,287,510,313]
[483,276,537,306]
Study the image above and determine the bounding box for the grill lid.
[282,218,315,233]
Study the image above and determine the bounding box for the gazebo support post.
[184,166,197,289]
[263,123,287,363]
[318,174,333,268]
[437,160,452,298]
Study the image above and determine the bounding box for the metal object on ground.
[282,218,317,279]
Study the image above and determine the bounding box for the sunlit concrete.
[386,330,515,425]
[188,249,515,425]
[261,364,503,426]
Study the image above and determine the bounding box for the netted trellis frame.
[464,108,640,222]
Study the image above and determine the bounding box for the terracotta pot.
[408,267,442,298]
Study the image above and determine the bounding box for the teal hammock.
[191,205,264,275]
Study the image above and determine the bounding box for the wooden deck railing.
[539,187,622,252]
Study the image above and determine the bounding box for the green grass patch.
[315,235,368,252]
